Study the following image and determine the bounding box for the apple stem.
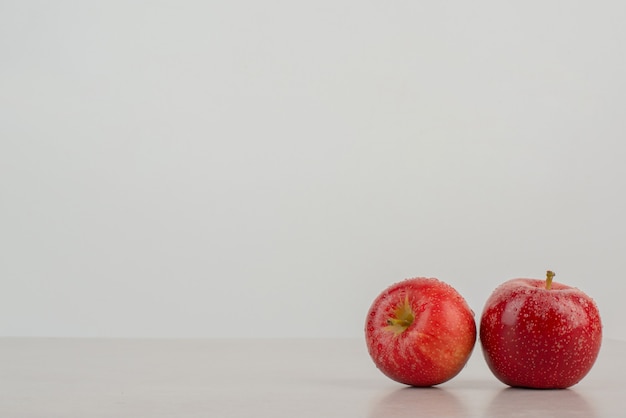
[545,270,555,290]
[387,318,412,327]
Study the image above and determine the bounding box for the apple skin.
[365,278,476,386]
[480,277,602,389]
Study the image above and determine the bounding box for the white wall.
[1,1,625,340]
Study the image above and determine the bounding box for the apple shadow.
[368,386,468,418]
[485,387,597,418]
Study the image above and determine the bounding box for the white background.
[1,1,625,340]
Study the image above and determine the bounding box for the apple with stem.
[365,278,476,386]
[480,271,602,389]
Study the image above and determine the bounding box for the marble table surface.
[1,337,624,417]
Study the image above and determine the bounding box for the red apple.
[365,278,477,386]
[480,271,602,389]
